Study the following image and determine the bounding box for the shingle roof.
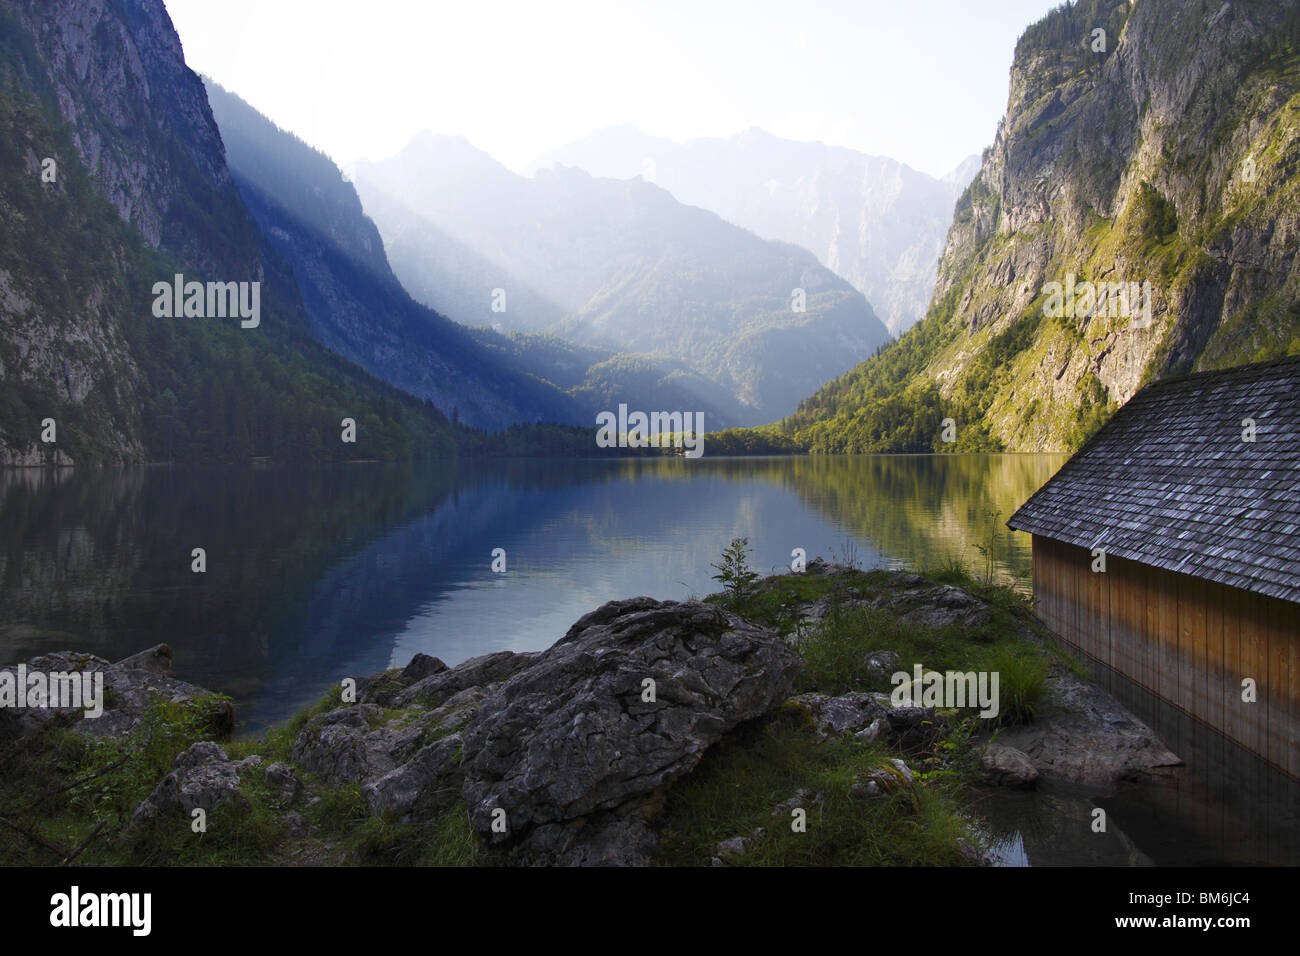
[1008,355,1300,604]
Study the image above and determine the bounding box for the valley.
[0,0,1297,887]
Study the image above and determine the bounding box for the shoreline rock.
[0,643,233,743]
[1,566,1185,865]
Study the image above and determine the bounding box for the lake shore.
[0,561,1181,866]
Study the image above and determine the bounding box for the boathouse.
[1008,356,1300,779]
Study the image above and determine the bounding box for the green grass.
[988,648,1051,727]
[922,555,978,588]
[657,561,1063,866]
[345,804,479,867]
[654,709,976,866]
[0,692,277,866]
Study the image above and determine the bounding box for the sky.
[164,0,1066,180]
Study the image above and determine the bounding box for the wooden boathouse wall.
[1031,535,1300,780]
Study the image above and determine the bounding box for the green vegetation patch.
[654,709,974,866]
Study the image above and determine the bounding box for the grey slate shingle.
[1007,355,1300,604]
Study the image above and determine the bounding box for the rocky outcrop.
[460,598,800,863]
[774,564,1182,787]
[788,691,944,754]
[132,743,261,824]
[282,598,799,864]
[7,567,1187,865]
[799,567,995,632]
[0,643,232,743]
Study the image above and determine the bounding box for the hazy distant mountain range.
[529,126,979,335]
[351,134,892,423]
[203,80,585,431]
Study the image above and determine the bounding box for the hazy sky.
[164,0,1065,180]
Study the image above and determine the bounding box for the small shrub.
[711,537,759,605]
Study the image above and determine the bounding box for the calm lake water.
[0,455,1058,728]
[2,453,1295,865]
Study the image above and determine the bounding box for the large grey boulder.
[289,704,425,786]
[390,651,540,709]
[363,733,465,818]
[460,597,801,855]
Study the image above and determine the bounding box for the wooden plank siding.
[1031,535,1300,779]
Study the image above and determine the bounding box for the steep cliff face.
[792,0,1300,453]
[0,55,148,465]
[2,0,265,280]
[0,0,460,464]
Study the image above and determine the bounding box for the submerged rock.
[981,742,1040,789]
[991,672,1182,785]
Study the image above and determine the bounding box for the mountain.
[529,126,976,335]
[0,0,457,464]
[942,154,983,190]
[462,328,756,426]
[783,0,1300,454]
[201,80,584,431]
[352,135,891,424]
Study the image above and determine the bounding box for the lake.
[3,453,1295,865]
[0,454,1059,729]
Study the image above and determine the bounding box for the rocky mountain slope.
[531,126,977,335]
[787,0,1300,453]
[0,0,461,463]
[352,134,892,424]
